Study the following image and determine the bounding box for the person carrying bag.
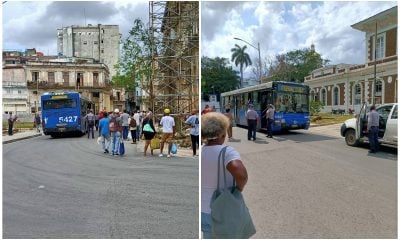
[210,146,256,239]
[201,112,255,239]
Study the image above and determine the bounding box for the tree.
[231,44,252,87]
[267,47,330,82]
[310,99,324,115]
[201,56,239,101]
[113,19,152,107]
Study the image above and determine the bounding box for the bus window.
[276,92,308,113]
[43,99,77,110]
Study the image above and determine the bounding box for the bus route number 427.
[59,116,78,123]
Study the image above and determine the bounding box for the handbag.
[150,138,160,150]
[143,123,154,133]
[119,141,125,156]
[210,146,256,239]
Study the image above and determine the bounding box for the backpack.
[109,115,117,132]
[129,118,137,128]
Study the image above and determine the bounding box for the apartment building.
[57,24,120,78]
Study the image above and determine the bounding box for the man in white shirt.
[159,108,175,158]
[133,108,142,142]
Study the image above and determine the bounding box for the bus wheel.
[345,129,358,146]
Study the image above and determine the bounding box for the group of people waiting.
[92,107,199,158]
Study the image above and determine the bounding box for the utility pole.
[234,37,262,84]
[373,21,377,105]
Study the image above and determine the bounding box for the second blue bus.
[41,91,95,137]
[221,81,310,132]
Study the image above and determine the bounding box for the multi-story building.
[2,49,46,114]
[2,64,28,114]
[25,57,114,113]
[57,24,120,78]
[305,6,397,113]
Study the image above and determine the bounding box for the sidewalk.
[2,130,42,144]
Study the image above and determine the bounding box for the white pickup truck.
[340,103,398,148]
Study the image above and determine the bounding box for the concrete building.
[25,57,114,113]
[57,24,120,78]
[305,6,397,113]
[2,49,47,114]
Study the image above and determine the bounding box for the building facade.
[305,6,397,113]
[57,24,120,78]
[25,58,113,113]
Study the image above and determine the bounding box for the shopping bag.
[210,146,256,239]
[97,136,103,145]
[119,141,125,156]
[171,143,177,154]
[150,138,160,150]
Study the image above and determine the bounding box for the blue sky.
[201,1,398,78]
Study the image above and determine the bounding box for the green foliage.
[310,99,324,115]
[113,19,152,92]
[201,56,240,100]
[268,47,330,82]
[231,44,252,87]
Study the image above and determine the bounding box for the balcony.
[27,81,112,90]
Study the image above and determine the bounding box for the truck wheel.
[345,129,358,146]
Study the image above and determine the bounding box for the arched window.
[354,83,362,105]
[320,88,326,105]
[333,87,339,106]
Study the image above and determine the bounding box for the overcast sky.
[201,1,397,77]
[2,1,149,55]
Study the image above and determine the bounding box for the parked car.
[340,103,398,148]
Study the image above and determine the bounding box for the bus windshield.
[43,99,77,110]
[275,92,309,113]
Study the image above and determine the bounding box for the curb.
[310,123,342,128]
[3,133,42,144]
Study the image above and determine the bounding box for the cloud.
[202,1,397,79]
[2,1,149,54]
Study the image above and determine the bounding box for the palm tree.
[231,44,252,88]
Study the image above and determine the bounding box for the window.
[32,71,39,81]
[18,90,22,94]
[376,34,385,59]
[354,84,361,105]
[93,72,99,82]
[62,72,69,82]
[321,89,326,106]
[94,41,98,45]
[48,72,55,82]
[6,89,11,94]
[83,41,88,45]
[333,87,339,105]
[391,105,397,119]
[101,49,104,53]
[375,81,382,96]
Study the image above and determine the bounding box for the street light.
[234,37,262,84]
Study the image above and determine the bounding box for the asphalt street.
[3,134,199,238]
[228,124,397,239]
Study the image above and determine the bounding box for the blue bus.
[41,91,95,137]
[221,81,310,132]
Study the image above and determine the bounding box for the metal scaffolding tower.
[149,1,199,116]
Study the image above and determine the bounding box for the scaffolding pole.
[149,1,199,118]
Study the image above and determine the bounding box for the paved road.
[228,125,397,239]
[3,135,199,238]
